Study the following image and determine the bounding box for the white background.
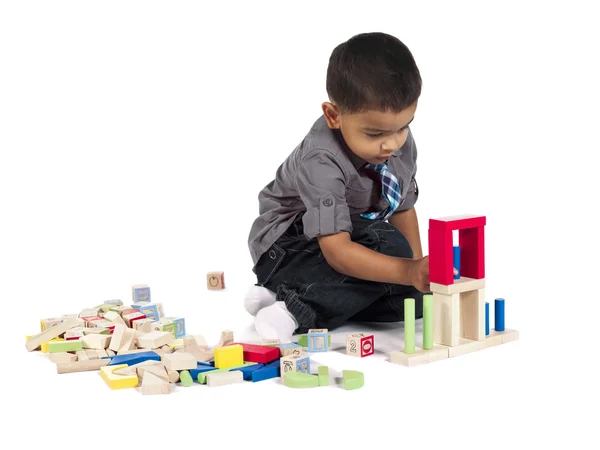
[1,1,598,448]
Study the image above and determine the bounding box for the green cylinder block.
[404,298,415,354]
[423,294,433,350]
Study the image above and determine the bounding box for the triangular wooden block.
[142,371,171,395]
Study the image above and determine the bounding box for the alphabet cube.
[207,272,225,290]
[132,284,151,302]
[346,333,374,357]
[280,354,310,375]
[307,329,328,352]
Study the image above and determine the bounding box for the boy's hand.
[409,256,430,292]
[409,256,459,292]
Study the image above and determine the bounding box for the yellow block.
[214,344,244,369]
[100,364,139,390]
[41,338,64,353]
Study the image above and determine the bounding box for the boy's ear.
[321,102,341,129]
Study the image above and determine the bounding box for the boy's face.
[322,100,418,165]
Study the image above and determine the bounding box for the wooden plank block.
[48,340,83,353]
[26,319,79,352]
[206,370,243,387]
[460,287,485,341]
[76,350,89,362]
[430,277,486,295]
[108,324,126,352]
[216,330,234,347]
[137,364,169,382]
[284,371,319,388]
[433,292,459,347]
[390,345,449,367]
[50,352,78,364]
[230,342,279,364]
[447,338,486,358]
[137,331,173,349]
[429,215,486,231]
[162,352,196,371]
[214,344,243,369]
[56,358,109,374]
[85,349,98,360]
[119,328,136,351]
[81,334,111,350]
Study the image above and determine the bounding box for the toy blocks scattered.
[207,271,225,290]
[346,333,374,357]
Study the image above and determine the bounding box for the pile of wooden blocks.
[25,284,365,393]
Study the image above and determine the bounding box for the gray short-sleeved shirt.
[248,114,419,265]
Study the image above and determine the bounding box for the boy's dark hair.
[326,32,422,115]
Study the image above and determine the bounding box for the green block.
[423,294,434,350]
[162,322,177,338]
[179,370,193,387]
[197,362,256,384]
[298,335,331,347]
[342,370,364,390]
[318,366,329,386]
[284,371,319,388]
[48,340,83,353]
[404,298,415,354]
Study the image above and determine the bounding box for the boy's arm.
[388,207,423,259]
[317,232,430,292]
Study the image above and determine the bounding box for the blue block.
[453,245,460,279]
[307,333,328,352]
[237,363,265,381]
[263,358,281,368]
[495,298,505,331]
[189,365,221,380]
[195,361,213,367]
[251,365,280,382]
[485,302,490,336]
[108,351,160,366]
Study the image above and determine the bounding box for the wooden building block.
[160,316,185,338]
[108,324,126,352]
[96,349,109,358]
[346,333,374,357]
[342,370,364,390]
[109,351,161,367]
[132,284,151,303]
[433,292,459,347]
[214,344,243,369]
[261,339,281,346]
[56,358,109,374]
[133,318,154,332]
[48,340,83,353]
[484,329,519,348]
[81,334,111,350]
[167,369,179,383]
[216,330,234,347]
[142,372,171,395]
[139,304,161,321]
[193,335,208,350]
[119,328,136,351]
[137,331,173,349]
[298,334,331,348]
[183,336,214,362]
[26,319,79,352]
[207,271,225,290]
[446,338,486,358]
[41,338,63,353]
[162,352,196,371]
[50,352,78,364]
[65,327,86,339]
[307,329,328,352]
[430,276,486,295]
[85,349,98,360]
[230,342,280,364]
[207,370,244,387]
[76,350,89,362]
[280,354,310,375]
[277,342,302,357]
[123,312,145,328]
[100,364,139,390]
[284,371,319,388]
[390,345,449,367]
[137,364,169,382]
[40,317,63,331]
[318,366,329,386]
[460,288,485,341]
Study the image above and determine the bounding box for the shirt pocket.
[345,185,372,210]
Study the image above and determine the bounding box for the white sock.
[244,285,277,316]
[255,301,298,342]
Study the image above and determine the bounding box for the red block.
[429,215,486,231]
[429,228,454,285]
[229,342,280,364]
[129,314,147,328]
[459,226,485,279]
[359,334,374,357]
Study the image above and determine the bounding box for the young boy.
[246,32,434,341]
